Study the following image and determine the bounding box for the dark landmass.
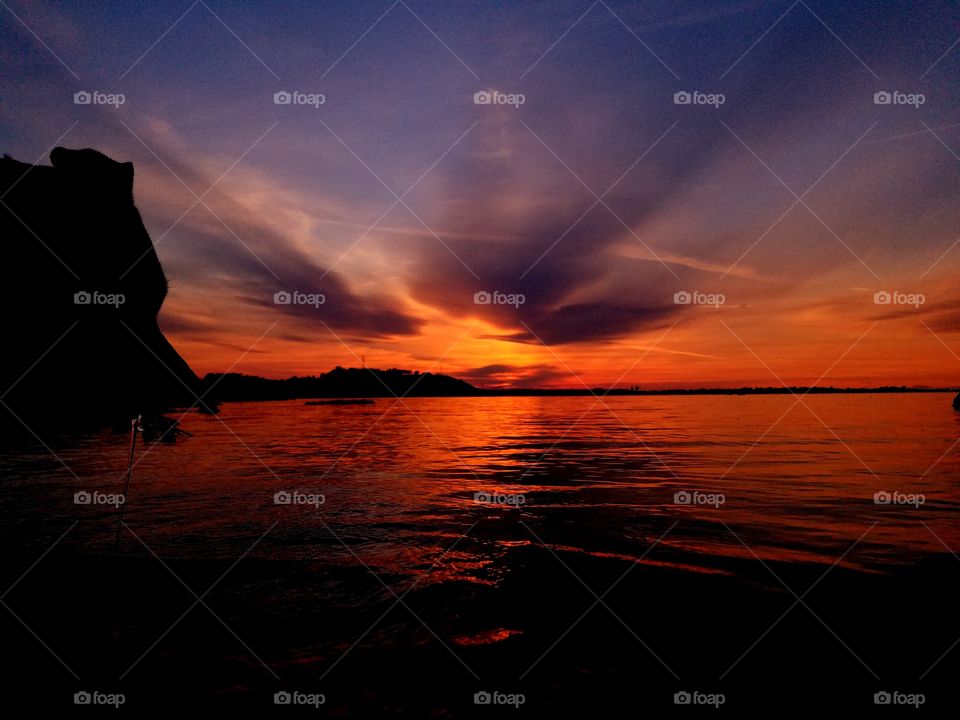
[203,368,957,402]
[203,366,477,402]
[483,385,959,396]
[0,148,201,427]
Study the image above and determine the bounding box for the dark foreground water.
[1,394,959,715]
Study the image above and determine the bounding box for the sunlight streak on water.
[2,394,959,580]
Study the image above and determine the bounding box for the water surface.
[4,394,958,570]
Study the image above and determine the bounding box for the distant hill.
[202,369,956,403]
[203,366,479,401]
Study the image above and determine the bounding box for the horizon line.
[201,369,960,394]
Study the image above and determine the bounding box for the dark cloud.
[485,302,676,346]
[459,363,573,389]
[148,173,425,339]
[879,298,960,332]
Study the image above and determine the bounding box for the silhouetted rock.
[953,392,960,410]
[0,147,200,426]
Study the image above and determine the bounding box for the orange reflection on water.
[2,394,958,581]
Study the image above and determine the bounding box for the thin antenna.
[115,414,142,546]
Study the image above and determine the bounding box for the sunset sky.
[2,0,959,388]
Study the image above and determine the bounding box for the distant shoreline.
[425,387,957,396]
[215,390,958,401]
[200,369,960,403]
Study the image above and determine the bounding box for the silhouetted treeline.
[203,369,955,402]
[203,367,478,401]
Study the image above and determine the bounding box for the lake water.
[2,394,959,713]
[4,394,959,566]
